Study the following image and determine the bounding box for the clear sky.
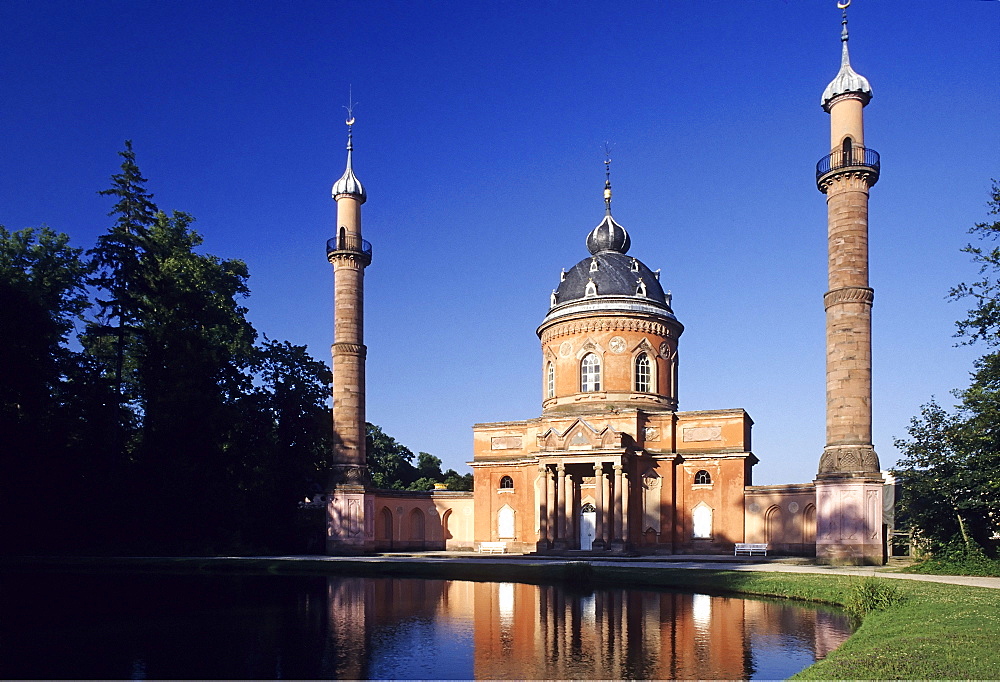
[2,1,997,485]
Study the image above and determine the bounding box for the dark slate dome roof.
[555,252,667,305]
[540,181,679,328]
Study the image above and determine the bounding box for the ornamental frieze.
[332,342,367,357]
[818,169,876,194]
[824,286,874,310]
[818,445,880,475]
[541,318,670,344]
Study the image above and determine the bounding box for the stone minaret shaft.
[817,8,880,477]
[814,5,884,565]
[328,126,371,486]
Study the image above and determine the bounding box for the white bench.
[478,541,507,554]
[735,542,768,556]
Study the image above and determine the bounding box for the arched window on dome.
[584,279,598,297]
[546,362,555,399]
[635,353,651,393]
[581,353,601,392]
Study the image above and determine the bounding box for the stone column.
[547,465,557,547]
[564,470,575,548]
[621,470,630,546]
[611,463,624,551]
[602,469,611,545]
[554,464,568,550]
[537,465,550,551]
[593,462,606,551]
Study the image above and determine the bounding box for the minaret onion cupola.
[537,157,684,415]
[331,119,367,203]
[821,3,872,111]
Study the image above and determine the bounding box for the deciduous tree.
[895,180,1000,554]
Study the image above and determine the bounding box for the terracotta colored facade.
[472,409,757,554]
[369,491,475,551]
[470,165,759,553]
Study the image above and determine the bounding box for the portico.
[536,454,635,552]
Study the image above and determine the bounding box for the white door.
[579,503,596,550]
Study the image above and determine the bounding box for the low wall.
[370,490,475,551]
[744,483,817,556]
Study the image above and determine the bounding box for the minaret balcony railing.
[327,234,373,263]
[816,146,880,188]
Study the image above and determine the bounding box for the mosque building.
[318,3,888,564]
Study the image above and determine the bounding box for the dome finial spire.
[332,86,367,203]
[603,142,613,215]
[839,0,850,44]
[821,0,872,111]
[344,85,357,152]
[586,142,630,255]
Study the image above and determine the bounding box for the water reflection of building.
[323,577,849,679]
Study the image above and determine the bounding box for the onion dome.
[587,175,631,254]
[332,121,366,204]
[821,5,872,111]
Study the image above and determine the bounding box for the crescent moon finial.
[837,0,850,9]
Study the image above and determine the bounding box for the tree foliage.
[1,141,473,556]
[0,143,336,555]
[895,180,1000,554]
[365,424,473,491]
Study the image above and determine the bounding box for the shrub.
[845,576,904,620]
[909,538,1000,577]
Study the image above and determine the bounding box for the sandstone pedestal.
[326,487,376,554]
[814,477,883,565]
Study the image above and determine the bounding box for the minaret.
[325,112,374,553]
[814,1,884,565]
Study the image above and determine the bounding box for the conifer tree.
[89,140,158,401]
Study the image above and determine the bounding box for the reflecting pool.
[0,571,850,679]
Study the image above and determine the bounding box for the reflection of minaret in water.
[813,1,885,565]
[326,104,375,553]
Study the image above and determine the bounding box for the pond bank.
[5,554,1000,679]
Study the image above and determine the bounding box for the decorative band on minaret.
[814,1,885,565]
[325,112,375,553]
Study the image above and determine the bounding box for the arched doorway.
[497,504,515,540]
[579,503,597,550]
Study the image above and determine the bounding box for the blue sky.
[2,1,997,485]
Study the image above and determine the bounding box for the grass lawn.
[6,556,1000,679]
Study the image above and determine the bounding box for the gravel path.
[239,553,1000,590]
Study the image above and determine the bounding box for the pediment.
[537,418,626,451]
[631,337,659,358]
